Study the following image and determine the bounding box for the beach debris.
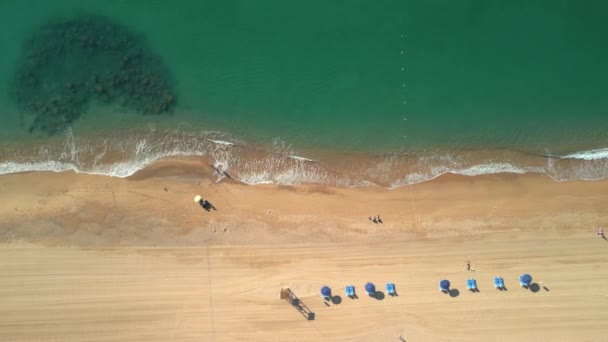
[11,14,176,135]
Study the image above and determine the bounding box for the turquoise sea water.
[1,1,607,186]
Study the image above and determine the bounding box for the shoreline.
[1,128,608,187]
[2,164,607,247]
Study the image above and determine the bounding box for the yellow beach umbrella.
[194,195,201,203]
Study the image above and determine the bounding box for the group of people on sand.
[369,215,382,224]
[466,260,474,271]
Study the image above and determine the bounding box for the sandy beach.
[1,158,608,341]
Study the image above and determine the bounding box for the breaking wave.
[1,128,608,188]
[560,147,608,161]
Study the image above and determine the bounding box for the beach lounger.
[386,283,396,295]
[345,285,355,297]
[494,277,501,289]
[467,279,478,291]
[498,277,505,288]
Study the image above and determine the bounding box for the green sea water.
[1,0,607,183]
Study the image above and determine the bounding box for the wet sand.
[1,159,607,341]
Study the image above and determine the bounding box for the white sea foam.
[0,161,77,175]
[208,139,235,146]
[288,155,317,162]
[452,163,537,176]
[3,126,608,188]
[560,147,608,161]
[389,163,544,189]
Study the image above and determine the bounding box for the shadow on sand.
[331,295,342,305]
[198,199,217,212]
[529,283,541,293]
[374,291,385,300]
[281,289,315,320]
[449,289,460,297]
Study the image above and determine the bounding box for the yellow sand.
[1,161,607,341]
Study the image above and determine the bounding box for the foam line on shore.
[2,129,608,187]
[560,147,608,160]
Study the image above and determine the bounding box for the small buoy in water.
[194,195,202,203]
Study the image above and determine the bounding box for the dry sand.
[1,159,607,341]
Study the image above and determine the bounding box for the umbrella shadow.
[529,283,541,293]
[374,291,385,300]
[331,295,342,305]
[449,289,460,297]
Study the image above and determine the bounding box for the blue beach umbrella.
[321,286,331,298]
[365,282,376,295]
[520,274,532,286]
[439,279,450,291]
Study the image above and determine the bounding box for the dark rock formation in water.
[11,15,176,135]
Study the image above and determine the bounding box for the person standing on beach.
[466,260,471,271]
[598,227,605,238]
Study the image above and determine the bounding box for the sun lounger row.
[321,282,396,300]
[324,274,534,299]
[440,274,534,293]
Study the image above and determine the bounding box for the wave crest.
[1,129,608,187]
[560,147,608,161]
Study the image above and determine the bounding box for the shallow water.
[1,1,607,185]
